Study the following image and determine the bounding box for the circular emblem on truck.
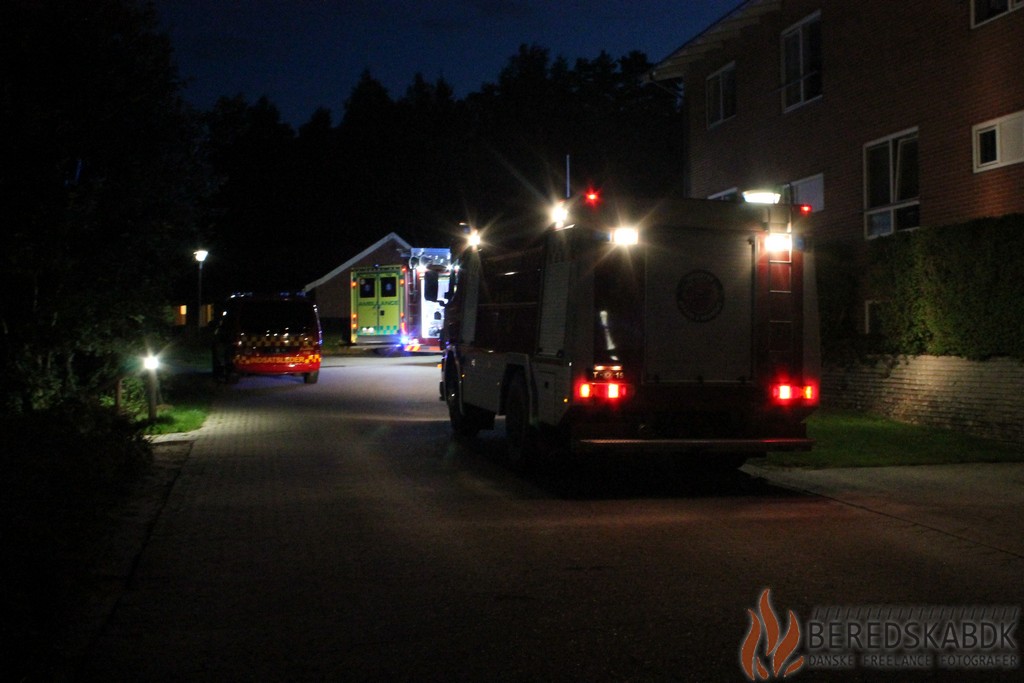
[676,269,724,322]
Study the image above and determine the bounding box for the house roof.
[303,232,412,292]
[646,0,781,83]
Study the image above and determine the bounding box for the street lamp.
[194,249,208,331]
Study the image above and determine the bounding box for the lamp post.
[194,249,208,332]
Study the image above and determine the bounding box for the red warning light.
[797,204,812,215]
[584,188,601,206]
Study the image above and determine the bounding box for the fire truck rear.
[431,196,820,468]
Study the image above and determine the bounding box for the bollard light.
[143,353,160,421]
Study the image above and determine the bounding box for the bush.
[1,402,152,501]
[867,214,1024,360]
[0,402,152,677]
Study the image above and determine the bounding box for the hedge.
[867,214,1024,360]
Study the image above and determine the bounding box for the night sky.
[154,0,741,126]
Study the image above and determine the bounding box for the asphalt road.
[81,355,1023,682]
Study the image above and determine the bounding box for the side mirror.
[424,271,439,302]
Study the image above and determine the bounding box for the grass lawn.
[767,409,1023,468]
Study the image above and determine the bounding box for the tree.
[191,47,686,295]
[202,95,299,293]
[0,0,204,411]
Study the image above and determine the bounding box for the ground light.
[143,353,160,422]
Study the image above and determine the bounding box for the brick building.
[649,0,1024,331]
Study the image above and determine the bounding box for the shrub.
[865,214,1024,360]
[0,402,152,677]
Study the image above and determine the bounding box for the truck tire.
[504,373,537,472]
[445,366,490,437]
[303,370,319,384]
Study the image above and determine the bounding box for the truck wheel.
[446,368,486,437]
[303,370,319,384]
[504,373,536,472]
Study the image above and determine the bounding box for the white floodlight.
[551,201,569,228]
[765,233,793,252]
[611,227,639,246]
[742,190,782,204]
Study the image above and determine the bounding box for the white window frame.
[706,62,736,129]
[972,110,1024,172]
[780,11,822,113]
[863,128,920,240]
[971,0,1023,28]
[788,173,825,212]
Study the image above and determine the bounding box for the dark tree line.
[2,0,204,411]
[199,45,687,298]
[1,0,686,411]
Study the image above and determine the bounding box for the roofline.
[303,232,413,291]
[646,0,781,83]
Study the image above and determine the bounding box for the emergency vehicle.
[211,293,322,384]
[428,195,820,468]
[350,252,450,350]
[350,265,407,346]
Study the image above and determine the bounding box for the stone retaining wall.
[821,356,1024,445]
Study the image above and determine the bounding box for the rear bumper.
[573,437,814,454]
[232,356,321,374]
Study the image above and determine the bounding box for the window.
[788,174,825,212]
[864,129,920,239]
[781,12,822,111]
[706,62,736,128]
[972,0,1023,26]
[973,110,1024,172]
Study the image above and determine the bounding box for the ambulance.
[350,250,451,351]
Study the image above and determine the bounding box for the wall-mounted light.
[742,190,781,204]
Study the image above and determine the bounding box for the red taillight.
[797,203,812,215]
[577,382,628,401]
[578,365,630,403]
[771,382,817,405]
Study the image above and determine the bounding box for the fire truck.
[428,195,820,469]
